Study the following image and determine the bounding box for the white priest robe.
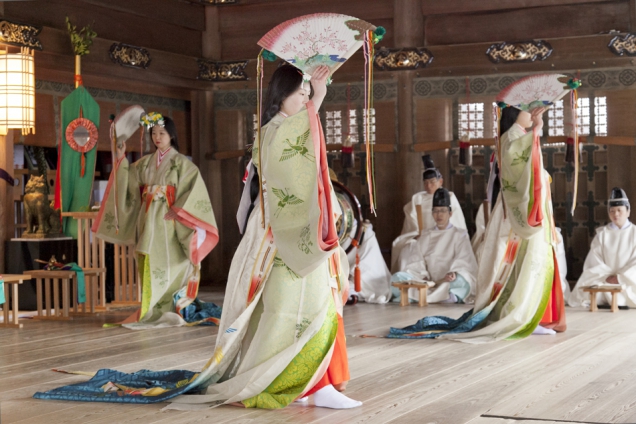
[569,222,636,307]
[347,221,392,304]
[391,191,467,273]
[398,224,477,303]
[471,202,486,256]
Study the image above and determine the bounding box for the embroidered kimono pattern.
[92,148,219,328]
[34,101,349,407]
[388,124,566,343]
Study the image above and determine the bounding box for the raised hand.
[531,107,547,132]
[310,65,330,112]
[116,141,127,160]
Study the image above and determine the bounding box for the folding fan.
[108,104,145,233]
[496,74,575,111]
[111,104,145,150]
[258,13,377,76]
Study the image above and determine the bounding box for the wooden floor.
[2,290,635,424]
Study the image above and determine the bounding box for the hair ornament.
[140,112,165,129]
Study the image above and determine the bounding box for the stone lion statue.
[23,175,62,238]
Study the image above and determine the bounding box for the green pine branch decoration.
[66,17,97,56]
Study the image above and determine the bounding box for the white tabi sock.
[294,396,309,403]
[532,325,556,335]
[313,384,362,409]
[441,293,458,304]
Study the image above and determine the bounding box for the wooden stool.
[582,286,623,313]
[1,274,31,328]
[392,281,429,307]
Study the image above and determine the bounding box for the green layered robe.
[164,101,349,410]
[442,123,566,342]
[93,148,219,328]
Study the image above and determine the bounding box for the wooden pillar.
[0,131,15,273]
[195,5,225,285]
[394,0,425,207]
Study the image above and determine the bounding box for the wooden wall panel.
[22,94,56,148]
[81,0,205,31]
[215,110,246,152]
[425,2,630,46]
[414,98,452,144]
[171,110,192,157]
[421,0,619,15]
[601,89,636,137]
[374,101,397,145]
[5,0,203,57]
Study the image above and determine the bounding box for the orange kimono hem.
[304,313,350,396]
[540,247,567,332]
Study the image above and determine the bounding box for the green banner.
[60,87,100,238]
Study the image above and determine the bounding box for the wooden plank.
[377,316,634,423]
[425,2,630,46]
[421,0,619,16]
[460,332,636,423]
[414,141,452,151]
[5,0,203,57]
[205,149,246,161]
[80,0,206,31]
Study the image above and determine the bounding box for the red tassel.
[80,153,85,177]
[352,239,361,292]
[354,256,361,292]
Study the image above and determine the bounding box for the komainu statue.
[23,175,62,238]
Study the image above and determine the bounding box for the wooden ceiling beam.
[79,0,205,31]
[216,0,393,35]
[207,33,636,88]
[421,0,620,16]
[419,34,633,78]
[5,0,203,57]
[425,1,630,46]
[34,25,213,94]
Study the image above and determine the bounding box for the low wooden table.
[392,281,429,307]
[582,286,623,312]
[1,274,31,328]
[28,269,105,320]
[29,270,74,320]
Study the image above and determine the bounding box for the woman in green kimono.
[35,67,359,409]
[156,64,361,410]
[387,104,566,342]
[93,114,219,329]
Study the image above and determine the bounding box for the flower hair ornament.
[140,112,165,129]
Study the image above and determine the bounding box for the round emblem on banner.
[65,117,98,153]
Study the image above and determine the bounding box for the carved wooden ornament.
[486,40,552,63]
[0,19,42,50]
[198,59,249,81]
[373,47,434,71]
[109,43,151,69]
[609,34,636,56]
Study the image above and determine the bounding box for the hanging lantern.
[0,47,35,135]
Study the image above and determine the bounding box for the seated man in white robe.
[391,155,467,273]
[391,188,478,304]
[569,187,636,309]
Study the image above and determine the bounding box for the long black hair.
[261,64,304,126]
[151,115,179,151]
[499,106,521,137]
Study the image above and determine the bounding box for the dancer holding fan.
[35,13,383,409]
[387,74,578,342]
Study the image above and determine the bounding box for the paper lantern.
[0,47,35,135]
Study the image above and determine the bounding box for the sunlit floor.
[2,289,634,424]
